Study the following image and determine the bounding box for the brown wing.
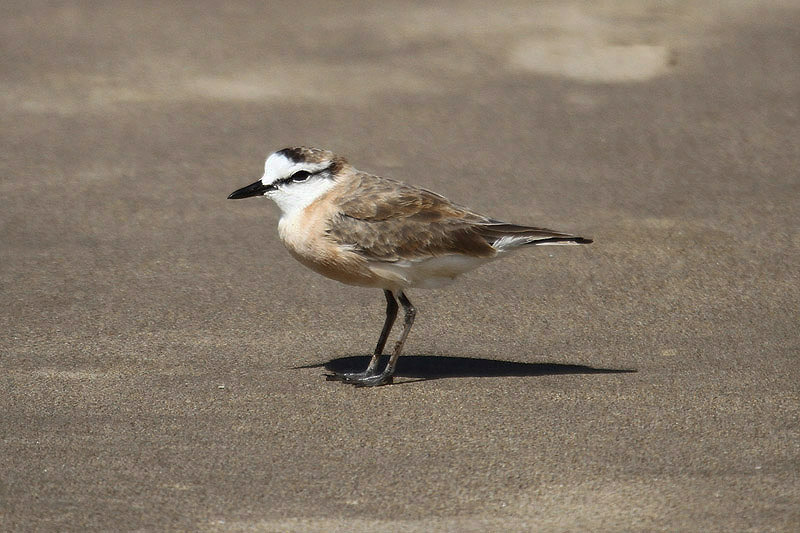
[473,223,592,244]
[327,172,497,261]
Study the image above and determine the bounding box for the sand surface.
[1,1,798,531]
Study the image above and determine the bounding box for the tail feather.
[476,222,592,249]
[528,236,593,245]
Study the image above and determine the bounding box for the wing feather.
[327,173,495,261]
[325,171,591,262]
[474,223,592,245]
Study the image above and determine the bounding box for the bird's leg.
[346,291,416,387]
[326,290,398,382]
[369,290,400,370]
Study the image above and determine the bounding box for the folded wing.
[327,172,590,262]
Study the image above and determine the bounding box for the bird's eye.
[291,170,311,182]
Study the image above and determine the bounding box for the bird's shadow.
[295,355,635,382]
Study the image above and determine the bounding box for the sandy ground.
[1,1,798,531]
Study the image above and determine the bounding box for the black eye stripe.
[275,170,313,187]
[291,170,311,182]
[274,163,336,188]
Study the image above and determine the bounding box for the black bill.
[227,180,271,199]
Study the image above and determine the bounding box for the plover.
[228,147,592,386]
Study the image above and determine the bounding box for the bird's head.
[228,147,347,215]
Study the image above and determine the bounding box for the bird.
[228,147,592,387]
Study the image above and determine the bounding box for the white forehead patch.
[261,152,330,186]
[259,151,337,217]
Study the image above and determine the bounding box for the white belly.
[368,254,496,289]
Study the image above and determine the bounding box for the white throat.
[260,151,337,217]
[268,178,337,218]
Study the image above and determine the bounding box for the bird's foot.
[325,369,373,382]
[351,373,393,387]
[325,371,393,387]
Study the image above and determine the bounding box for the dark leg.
[326,290,398,382]
[343,290,416,387]
[372,290,399,361]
